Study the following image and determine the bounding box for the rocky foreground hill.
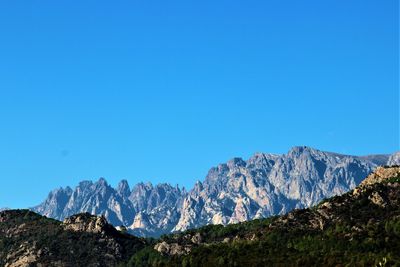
[32,147,399,236]
[1,166,400,266]
[0,210,146,266]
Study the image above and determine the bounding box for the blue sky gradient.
[0,0,398,208]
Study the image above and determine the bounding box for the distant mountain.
[4,166,400,266]
[388,151,400,166]
[149,166,400,266]
[33,180,185,237]
[32,146,397,236]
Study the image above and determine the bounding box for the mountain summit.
[32,147,398,236]
[5,165,400,266]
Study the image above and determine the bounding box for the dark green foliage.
[3,172,400,267]
[125,218,400,267]
[386,175,400,183]
[127,247,168,267]
[125,178,400,267]
[161,217,277,246]
[0,210,145,266]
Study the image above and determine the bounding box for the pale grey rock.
[116,179,130,197]
[33,186,73,219]
[359,154,392,166]
[33,146,393,237]
[154,241,191,256]
[387,151,400,166]
[173,147,388,231]
[33,179,185,237]
[63,213,110,234]
[128,183,185,236]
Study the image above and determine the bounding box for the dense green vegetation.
[2,169,400,266]
[162,217,277,244]
[126,220,400,267]
[124,179,400,267]
[170,223,400,267]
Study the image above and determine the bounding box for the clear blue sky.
[0,0,398,208]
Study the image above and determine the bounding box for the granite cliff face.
[4,166,400,266]
[34,179,184,237]
[173,147,391,231]
[32,147,397,236]
[152,166,400,267]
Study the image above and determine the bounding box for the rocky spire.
[117,179,131,197]
[32,147,394,237]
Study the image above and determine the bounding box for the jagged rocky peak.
[63,212,112,234]
[74,180,95,195]
[247,152,279,168]
[147,183,180,207]
[286,146,338,160]
[33,186,73,218]
[130,182,153,197]
[96,177,109,188]
[78,180,93,188]
[117,179,131,196]
[227,157,246,168]
[204,163,229,184]
[286,146,337,161]
[129,182,183,208]
[288,145,313,156]
[50,186,74,202]
[82,177,112,195]
[33,147,396,237]
[52,186,73,195]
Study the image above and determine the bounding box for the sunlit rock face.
[173,147,392,232]
[387,151,400,166]
[34,179,185,237]
[33,147,397,236]
[63,213,110,234]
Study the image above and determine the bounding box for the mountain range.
[32,146,400,237]
[2,165,400,266]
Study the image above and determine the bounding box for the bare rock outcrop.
[359,166,400,187]
[154,241,191,256]
[63,213,110,234]
[33,147,398,237]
